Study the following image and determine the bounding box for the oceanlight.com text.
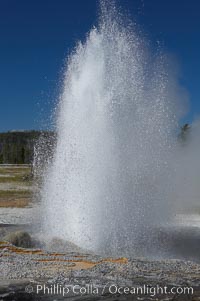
[25,283,194,297]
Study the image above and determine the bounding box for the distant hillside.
[0,131,55,164]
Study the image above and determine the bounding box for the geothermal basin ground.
[1,165,200,300]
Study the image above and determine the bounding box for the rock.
[45,237,84,253]
[3,231,33,248]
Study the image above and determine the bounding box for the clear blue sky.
[0,0,199,131]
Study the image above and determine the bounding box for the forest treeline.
[0,125,189,164]
[0,131,55,164]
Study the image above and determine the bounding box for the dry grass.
[0,166,32,185]
[0,190,31,197]
[0,175,31,183]
[0,167,30,175]
[0,165,33,207]
[0,198,31,208]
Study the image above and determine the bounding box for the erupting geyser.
[40,1,185,256]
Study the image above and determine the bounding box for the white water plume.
[39,1,188,256]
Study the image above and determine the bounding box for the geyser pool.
[40,1,184,256]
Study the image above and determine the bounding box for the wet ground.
[1,165,200,300]
[1,239,200,301]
